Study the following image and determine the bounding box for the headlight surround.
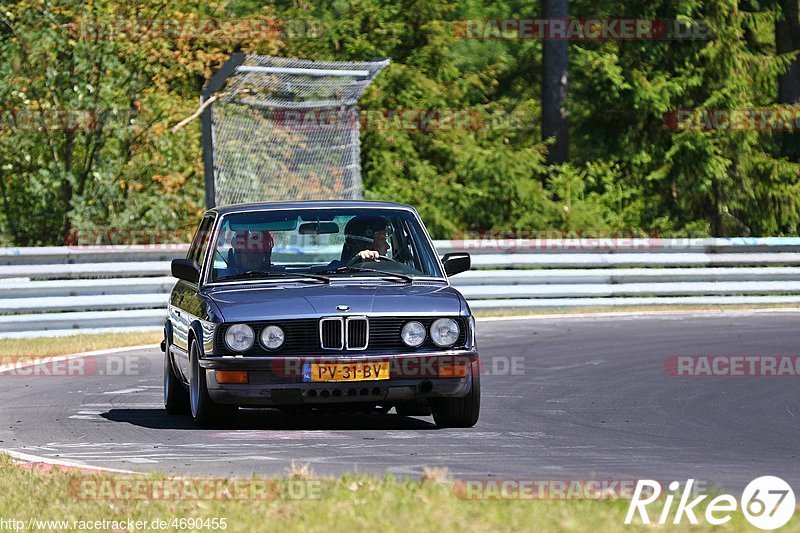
[260,325,285,350]
[400,321,426,347]
[430,318,460,347]
[224,324,255,352]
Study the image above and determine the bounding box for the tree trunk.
[541,0,569,166]
[59,130,75,245]
[712,175,724,237]
[0,168,19,244]
[777,0,800,103]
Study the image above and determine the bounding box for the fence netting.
[209,55,389,206]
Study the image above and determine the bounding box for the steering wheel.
[346,254,397,267]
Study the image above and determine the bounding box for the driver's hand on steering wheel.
[356,250,380,262]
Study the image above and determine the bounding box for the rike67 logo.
[625,477,795,530]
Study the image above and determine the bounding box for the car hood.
[205,282,464,322]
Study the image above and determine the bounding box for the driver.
[228,229,274,274]
[340,216,390,264]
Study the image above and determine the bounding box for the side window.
[403,217,439,276]
[390,218,415,267]
[187,216,215,264]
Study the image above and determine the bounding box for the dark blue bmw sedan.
[163,201,480,428]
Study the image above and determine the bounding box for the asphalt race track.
[2,311,799,492]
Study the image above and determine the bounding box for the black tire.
[189,340,238,427]
[430,367,480,428]
[163,334,189,415]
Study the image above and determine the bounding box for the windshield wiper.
[215,271,331,284]
[321,266,414,283]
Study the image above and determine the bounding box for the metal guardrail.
[3,239,800,338]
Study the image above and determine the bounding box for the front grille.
[320,318,344,350]
[217,316,468,356]
[346,317,368,350]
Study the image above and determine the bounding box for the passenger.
[227,229,274,275]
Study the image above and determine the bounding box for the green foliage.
[0,0,798,244]
[0,0,276,245]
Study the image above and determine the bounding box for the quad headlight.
[430,318,460,347]
[260,325,285,350]
[401,321,426,347]
[224,324,255,352]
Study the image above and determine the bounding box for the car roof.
[207,200,417,216]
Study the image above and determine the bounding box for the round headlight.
[260,325,285,350]
[401,321,426,347]
[225,324,254,352]
[430,318,459,347]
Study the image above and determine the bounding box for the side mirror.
[441,252,471,277]
[172,259,201,284]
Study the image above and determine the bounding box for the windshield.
[208,208,443,283]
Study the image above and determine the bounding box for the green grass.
[0,455,785,532]
[0,331,162,360]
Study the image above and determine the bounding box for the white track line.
[2,448,135,474]
[0,344,159,375]
[475,307,800,322]
[2,344,159,473]
[0,326,162,340]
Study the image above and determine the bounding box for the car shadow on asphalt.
[101,408,438,430]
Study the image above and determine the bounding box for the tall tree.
[541,0,569,165]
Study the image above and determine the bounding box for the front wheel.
[189,341,237,427]
[163,335,189,415]
[430,366,480,428]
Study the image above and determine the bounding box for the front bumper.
[199,351,479,407]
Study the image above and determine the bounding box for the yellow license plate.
[303,361,390,382]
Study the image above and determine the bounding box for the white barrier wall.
[3,239,800,338]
